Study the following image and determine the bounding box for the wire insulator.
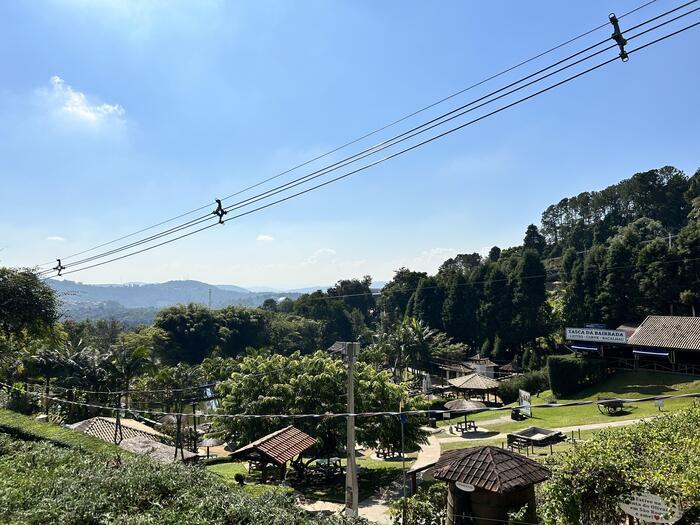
[212,199,228,224]
[610,13,630,61]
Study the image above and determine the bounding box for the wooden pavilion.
[447,372,500,403]
[229,425,316,480]
[433,446,550,525]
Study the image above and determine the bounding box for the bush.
[0,432,361,524]
[539,405,700,524]
[547,354,607,397]
[390,481,446,525]
[497,370,550,405]
[234,473,246,485]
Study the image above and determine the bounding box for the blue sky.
[0,0,698,288]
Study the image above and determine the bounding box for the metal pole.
[400,407,407,523]
[344,342,359,517]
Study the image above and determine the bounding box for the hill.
[48,279,302,325]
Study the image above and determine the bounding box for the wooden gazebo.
[433,446,550,525]
[229,425,316,480]
[447,372,500,402]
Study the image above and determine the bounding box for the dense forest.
[1,164,698,383]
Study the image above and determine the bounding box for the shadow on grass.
[564,371,700,401]
[291,466,402,503]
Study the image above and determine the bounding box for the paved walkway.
[357,435,441,524]
[439,416,654,444]
[299,418,654,521]
[299,435,441,524]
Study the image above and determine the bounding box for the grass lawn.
[439,427,601,452]
[0,408,122,454]
[207,455,415,503]
[437,371,700,435]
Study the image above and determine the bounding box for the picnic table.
[507,426,566,454]
[455,420,477,432]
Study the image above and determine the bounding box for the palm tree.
[109,342,152,409]
[393,317,436,376]
[23,344,65,415]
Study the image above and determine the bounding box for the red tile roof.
[230,426,316,465]
[433,446,550,494]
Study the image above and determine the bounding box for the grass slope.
[438,371,700,451]
[0,409,122,454]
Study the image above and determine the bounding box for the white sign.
[566,327,627,344]
[518,389,532,417]
[619,493,681,524]
[455,482,475,492]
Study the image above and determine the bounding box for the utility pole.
[343,342,360,517]
[400,400,408,523]
[208,288,212,308]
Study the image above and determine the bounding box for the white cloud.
[46,236,66,242]
[303,248,336,265]
[256,234,275,242]
[39,76,125,125]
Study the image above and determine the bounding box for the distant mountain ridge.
[48,279,293,310]
[48,278,388,326]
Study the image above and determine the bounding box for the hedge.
[547,354,607,397]
[497,370,550,405]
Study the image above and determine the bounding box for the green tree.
[327,275,375,323]
[441,272,478,346]
[478,264,512,347]
[410,277,444,330]
[523,224,546,255]
[0,268,58,354]
[292,292,353,347]
[510,250,546,348]
[154,304,219,364]
[488,246,501,262]
[377,268,427,325]
[217,352,428,455]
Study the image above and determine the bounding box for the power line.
[41,31,628,274]
[3,380,699,419]
[18,363,292,396]
[37,9,700,278]
[40,2,700,277]
[36,0,662,269]
[286,254,700,302]
[48,19,700,278]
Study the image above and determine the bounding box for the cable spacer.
[53,258,66,276]
[609,13,629,62]
[212,198,228,224]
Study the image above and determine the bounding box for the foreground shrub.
[0,433,359,525]
[547,354,607,397]
[497,369,550,404]
[538,405,700,524]
[390,481,446,525]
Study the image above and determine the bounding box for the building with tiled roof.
[68,417,165,444]
[433,446,550,525]
[229,425,316,479]
[629,315,700,352]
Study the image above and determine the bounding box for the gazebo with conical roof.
[433,446,550,525]
[447,372,500,402]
